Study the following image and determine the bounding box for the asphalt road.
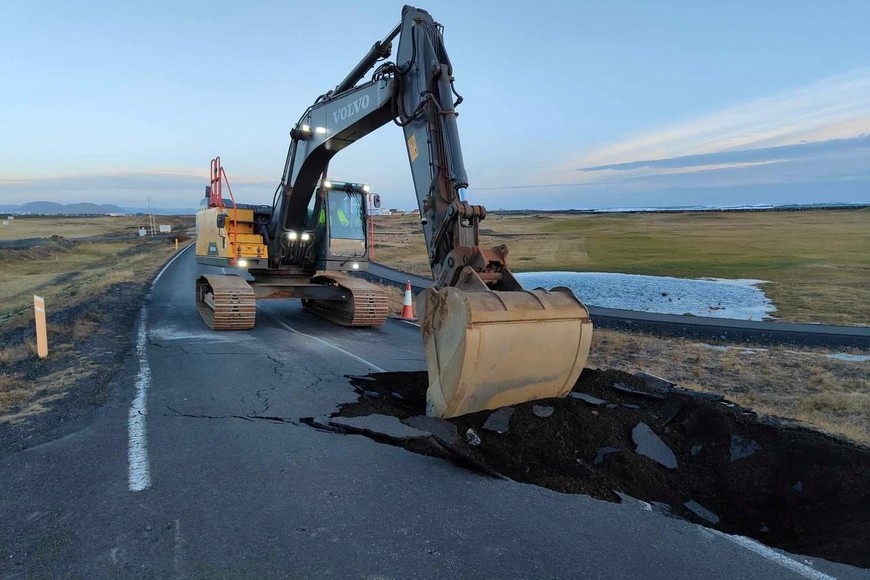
[1,247,865,579]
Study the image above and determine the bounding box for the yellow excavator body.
[195,205,269,265]
[419,286,593,419]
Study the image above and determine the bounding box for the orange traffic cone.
[401,280,415,320]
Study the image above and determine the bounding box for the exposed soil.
[332,369,870,568]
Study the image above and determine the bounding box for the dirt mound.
[0,236,77,262]
[329,369,870,568]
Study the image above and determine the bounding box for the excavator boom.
[271,5,593,417]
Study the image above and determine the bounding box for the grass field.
[0,216,193,420]
[2,212,866,444]
[374,209,869,444]
[373,209,870,325]
[0,216,155,241]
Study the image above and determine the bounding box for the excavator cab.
[308,181,370,272]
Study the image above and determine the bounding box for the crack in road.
[164,405,300,426]
[305,377,323,391]
[147,340,192,354]
[253,354,290,413]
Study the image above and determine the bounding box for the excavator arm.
[271,5,496,286]
[273,5,593,418]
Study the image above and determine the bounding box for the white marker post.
[33,295,48,358]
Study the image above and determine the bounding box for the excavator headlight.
[301,232,311,242]
[291,125,313,140]
[286,231,298,241]
[351,262,360,270]
[315,126,327,134]
[322,180,332,189]
[362,184,370,193]
[237,259,249,268]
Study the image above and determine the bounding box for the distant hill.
[0,201,196,215]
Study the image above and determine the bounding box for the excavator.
[195,5,593,419]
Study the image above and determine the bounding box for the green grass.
[0,216,149,240]
[375,209,870,325]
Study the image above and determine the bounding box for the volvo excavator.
[195,5,593,419]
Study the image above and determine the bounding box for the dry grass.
[0,340,37,365]
[378,283,407,317]
[0,365,95,423]
[0,218,191,330]
[0,215,194,420]
[587,328,870,444]
[0,373,28,409]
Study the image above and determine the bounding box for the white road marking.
[128,307,151,491]
[270,316,385,372]
[128,244,193,492]
[400,319,420,328]
[173,518,183,575]
[710,530,834,580]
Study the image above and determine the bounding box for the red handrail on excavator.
[209,157,240,261]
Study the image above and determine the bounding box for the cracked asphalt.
[1,249,866,579]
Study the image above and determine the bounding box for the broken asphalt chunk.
[672,387,725,402]
[465,428,482,446]
[632,422,678,469]
[570,392,607,406]
[684,500,720,524]
[533,405,555,418]
[634,371,674,393]
[613,382,667,400]
[329,414,429,442]
[404,415,459,447]
[482,407,515,434]
[594,447,620,465]
[730,435,762,462]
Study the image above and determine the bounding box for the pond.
[514,271,777,321]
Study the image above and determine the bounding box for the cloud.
[570,67,870,172]
[468,68,870,209]
[579,136,870,173]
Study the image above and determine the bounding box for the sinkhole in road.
[319,368,870,568]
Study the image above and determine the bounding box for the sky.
[1,0,868,210]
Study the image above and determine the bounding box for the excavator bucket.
[418,286,593,419]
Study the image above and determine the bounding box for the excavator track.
[195,274,256,330]
[303,274,388,327]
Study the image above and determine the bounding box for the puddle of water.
[826,353,870,363]
[516,271,776,321]
[148,326,251,343]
